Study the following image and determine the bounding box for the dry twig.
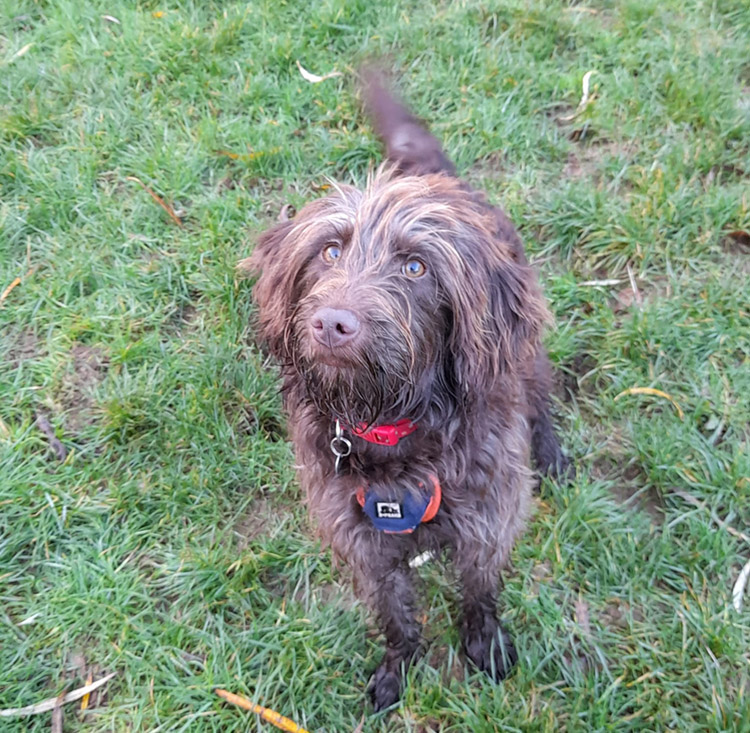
[80,671,94,711]
[34,413,67,461]
[0,277,21,305]
[1,266,36,307]
[51,696,63,733]
[126,176,184,227]
[215,689,310,733]
[626,264,642,305]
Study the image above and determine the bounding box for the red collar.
[351,419,417,446]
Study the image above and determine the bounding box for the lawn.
[1,0,749,730]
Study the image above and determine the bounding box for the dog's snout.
[311,307,360,348]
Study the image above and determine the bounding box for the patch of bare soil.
[164,300,201,335]
[177,303,197,327]
[555,353,598,402]
[465,150,511,188]
[426,643,465,684]
[233,497,290,546]
[6,328,45,369]
[593,444,664,523]
[60,344,108,434]
[300,578,359,613]
[600,598,645,630]
[226,395,285,442]
[563,140,632,182]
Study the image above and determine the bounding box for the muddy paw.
[463,624,518,682]
[368,658,405,712]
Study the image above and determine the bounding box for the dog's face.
[245,170,547,427]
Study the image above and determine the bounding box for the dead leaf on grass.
[0,673,115,718]
[560,70,597,121]
[296,60,342,84]
[7,42,34,63]
[732,559,750,613]
[614,387,684,420]
[614,287,636,310]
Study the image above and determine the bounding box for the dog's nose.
[311,307,360,348]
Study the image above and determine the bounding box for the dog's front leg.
[355,560,421,711]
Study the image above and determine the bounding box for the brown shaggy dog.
[246,75,568,711]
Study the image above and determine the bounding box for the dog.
[244,73,568,711]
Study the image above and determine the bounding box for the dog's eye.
[402,259,426,278]
[322,243,342,264]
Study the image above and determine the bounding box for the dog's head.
[244,170,548,427]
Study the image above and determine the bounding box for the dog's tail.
[361,69,456,177]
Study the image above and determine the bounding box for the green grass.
[2,0,749,730]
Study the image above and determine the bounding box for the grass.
[1,0,749,730]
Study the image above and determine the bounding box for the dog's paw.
[537,448,573,481]
[368,658,405,712]
[549,453,574,483]
[463,624,518,682]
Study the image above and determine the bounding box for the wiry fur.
[245,75,568,711]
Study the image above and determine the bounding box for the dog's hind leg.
[528,350,571,480]
[356,563,422,712]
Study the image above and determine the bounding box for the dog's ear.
[240,218,297,357]
[449,253,548,398]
